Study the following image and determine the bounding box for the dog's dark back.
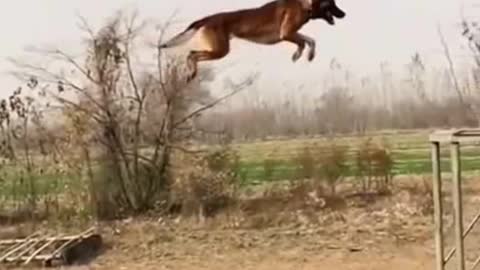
[187,0,305,32]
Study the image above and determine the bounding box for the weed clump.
[316,141,350,195]
[169,145,242,222]
[355,137,394,193]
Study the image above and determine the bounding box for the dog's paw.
[307,50,315,62]
[186,74,194,83]
[307,49,315,62]
[291,50,303,62]
[186,70,197,83]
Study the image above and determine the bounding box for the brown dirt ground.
[6,175,480,270]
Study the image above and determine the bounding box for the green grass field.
[228,130,480,183]
[1,130,480,198]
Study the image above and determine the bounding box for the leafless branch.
[172,74,257,129]
[76,13,96,39]
[9,58,107,115]
[437,24,468,105]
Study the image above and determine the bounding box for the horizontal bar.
[429,129,480,143]
[0,228,96,246]
[2,253,61,263]
[0,234,94,245]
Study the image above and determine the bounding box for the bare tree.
[9,10,255,219]
[437,25,479,124]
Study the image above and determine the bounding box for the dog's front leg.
[280,13,306,62]
[284,34,305,62]
[280,12,316,62]
[297,33,316,61]
[284,33,316,62]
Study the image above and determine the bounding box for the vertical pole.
[451,142,465,270]
[432,142,444,270]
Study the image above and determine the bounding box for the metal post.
[451,142,465,270]
[432,142,444,270]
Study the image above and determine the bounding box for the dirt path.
[90,244,434,270]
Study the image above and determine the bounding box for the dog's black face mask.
[310,0,346,25]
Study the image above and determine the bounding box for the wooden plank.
[1,235,88,245]
[0,227,99,267]
[429,129,480,143]
[46,228,96,262]
[1,228,96,246]
[0,232,40,262]
[24,236,58,265]
[2,253,62,263]
[10,238,42,262]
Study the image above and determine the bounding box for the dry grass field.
[6,174,480,270]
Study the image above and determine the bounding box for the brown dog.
[160,0,346,82]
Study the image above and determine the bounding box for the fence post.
[431,142,444,270]
[451,142,465,270]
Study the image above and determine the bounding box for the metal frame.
[430,129,480,270]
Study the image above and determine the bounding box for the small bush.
[263,157,279,181]
[315,141,349,195]
[293,146,316,180]
[355,137,394,193]
[169,146,241,222]
[204,145,243,185]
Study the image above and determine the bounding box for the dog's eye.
[318,1,331,8]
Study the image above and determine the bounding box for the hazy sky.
[0,0,478,98]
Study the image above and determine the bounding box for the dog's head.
[310,0,346,25]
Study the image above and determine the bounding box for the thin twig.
[172,76,256,129]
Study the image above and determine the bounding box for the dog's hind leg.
[300,33,316,61]
[186,28,230,82]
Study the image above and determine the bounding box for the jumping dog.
[159,0,346,81]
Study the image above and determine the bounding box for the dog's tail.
[159,20,207,49]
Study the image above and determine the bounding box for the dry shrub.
[315,141,350,195]
[274,140,349,227]
[355,137,394,193]
[169,146,241,222]
[263,157,280,181]
[292,141,349,195]
[400,176,433,215]
[204,144,241,175]
[293,146,316,180]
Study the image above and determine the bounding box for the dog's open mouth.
[325,12,335,25]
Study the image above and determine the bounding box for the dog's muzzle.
[332,7,346,19]
[325,12,335,25]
